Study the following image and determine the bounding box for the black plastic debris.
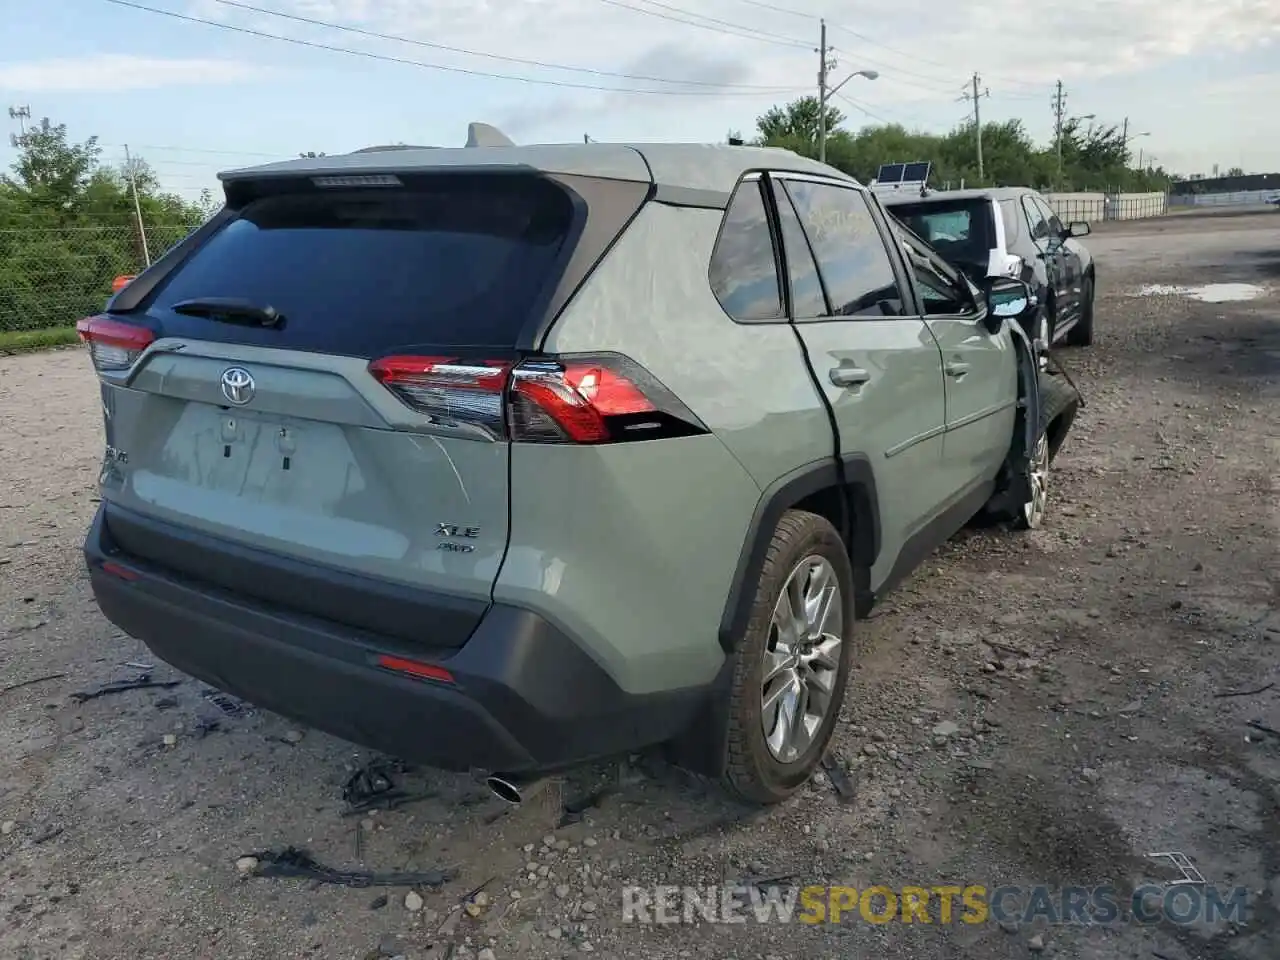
[821,751,858,804]
[203,690,249,717]
[70,673,181,703]
[244,846,456,889]
[558,786,616,827]
[193,716,222,738]
[340,758,432,816]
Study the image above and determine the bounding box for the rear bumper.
[84,505,705,774]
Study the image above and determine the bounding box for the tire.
[1011,373,1079,530]
[721,510,854,805]
[1064,274,1095,347]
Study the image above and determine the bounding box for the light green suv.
[79,140,1077,805]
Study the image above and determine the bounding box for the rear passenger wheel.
[1010,373,1078,530]
[1016,432,1050,530]
[722,510,854,805]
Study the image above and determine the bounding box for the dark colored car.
[882,187,1096,347]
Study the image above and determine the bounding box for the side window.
[782,180,905,318]
[899,231,976,316]
[998,200,1022,244]
[1035,197,1064,237]
[708,180,784,322]
[770,181,828,318]
[1022,197,1050,242]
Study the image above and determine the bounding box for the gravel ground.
[1,212,1277,960]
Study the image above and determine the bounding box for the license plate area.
[192,408,359,511]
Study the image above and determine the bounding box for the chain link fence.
[0,219,201,333]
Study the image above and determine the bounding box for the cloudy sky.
[1,0,1278,199]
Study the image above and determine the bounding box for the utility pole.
[123,144,151,268]
[959,73,990,182]
[1052,81,1068,187]
[814,21,876,164]
[7,105,31,147]
[816,19,831,163]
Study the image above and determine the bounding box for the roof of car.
[880,186,1035,205]
[217,142,859,195]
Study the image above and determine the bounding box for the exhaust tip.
[486,774,551,805]
[486,775,525,804]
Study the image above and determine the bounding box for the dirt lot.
[1,212,1277,960]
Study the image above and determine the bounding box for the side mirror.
[1067,221,1090,238]
[984,277,1037,332]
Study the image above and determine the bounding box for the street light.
[818,69,878,163]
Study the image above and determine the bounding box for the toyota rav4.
[79,140,1078,804]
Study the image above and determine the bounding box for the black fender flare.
[717,455,880,654]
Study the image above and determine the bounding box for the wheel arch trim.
[717,455,880,654]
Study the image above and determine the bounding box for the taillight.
[368,356,512,439]
[111,275,136,293]
[368,352,706,444]
[76,315,155,372]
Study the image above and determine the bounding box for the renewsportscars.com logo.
[621,884,1251,926]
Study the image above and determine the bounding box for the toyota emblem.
[220,367,256,405]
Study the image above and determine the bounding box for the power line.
[831,91,899,127]
[102,0,801,96]
[214,0,797,89]
[592,0,810,48]
[722,0,815,17]
[712,0,1049,90]
[102,142,281,159]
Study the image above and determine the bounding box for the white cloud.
[218,0,1280,99]
[0,53,272,92]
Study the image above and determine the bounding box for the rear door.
[770,175,950,591]
[1021,194,1072,338]
[90,172,607,650]
[1034,195,1085,324]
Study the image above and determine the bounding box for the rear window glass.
[886,200,993,268]
[145,175,576,355]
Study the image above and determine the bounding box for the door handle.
[945,361,970,378]
[829,365,871,388]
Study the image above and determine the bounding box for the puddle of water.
[1136,282,1265,302]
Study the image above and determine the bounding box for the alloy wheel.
[760,555,844,763]
[1023,432,1050,529]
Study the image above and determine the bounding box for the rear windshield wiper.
[171,298,285,328]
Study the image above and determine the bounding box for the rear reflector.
[100,561,139,581]
[77,315,155,373]
[369,352,707,445]
[375,654,455,684]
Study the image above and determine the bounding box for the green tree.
[4,118,101,215]
[755,97,845,150]
[753,96,1175,193]
[0,116,211,333]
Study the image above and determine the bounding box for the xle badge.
[435,522,480,553]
